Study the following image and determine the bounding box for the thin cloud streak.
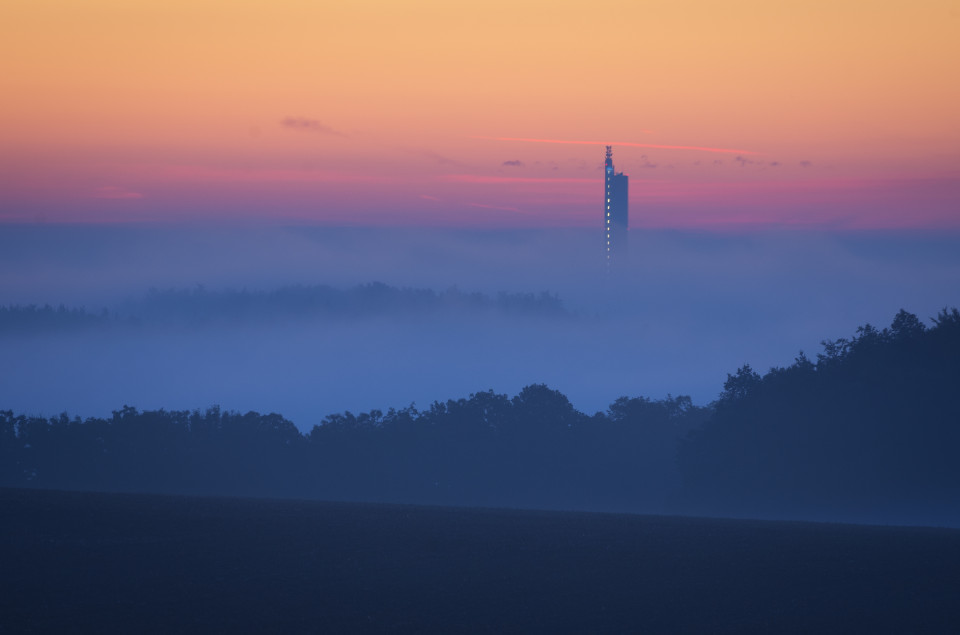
[468,202,526,213]
[132,165,403,185]
[92,186,143,199]
[443,175,595,184]
[474,136,761,156]
[280,117,346,136]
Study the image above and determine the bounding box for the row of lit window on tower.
[606,179,611,257]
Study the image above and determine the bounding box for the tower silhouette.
[604,146,629,270]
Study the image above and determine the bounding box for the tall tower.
[604,146,629,270]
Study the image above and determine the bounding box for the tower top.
[605,145,613,169]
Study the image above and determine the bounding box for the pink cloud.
[467,202,526,214]
[92,186,143,199]
[137,165,403,185]
[442,174,595,185]
[632,176,960,230]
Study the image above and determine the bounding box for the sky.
[1,0,958,228]
[2,0,960,425]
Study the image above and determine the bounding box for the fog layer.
[2,225,958,428]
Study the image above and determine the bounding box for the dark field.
[3,489,960,634]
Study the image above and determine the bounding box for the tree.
[720,364,761,402]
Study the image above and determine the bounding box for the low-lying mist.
[2,224,958,429]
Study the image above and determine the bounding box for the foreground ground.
[2,488,959,634]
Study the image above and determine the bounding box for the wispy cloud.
[800,160,813,168]
[473,136,760,156]
[419,194,441,201]
[502,160,524,167]
[92,186,143,199]
[420,150,468,167]
[280,117,345,136]
[443,175,594,184]
[468,202,525,213]
[399,148,471,168]
[638,155,658,169]
[134,164,401,184]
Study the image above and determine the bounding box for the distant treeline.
[0,304,121,333]
[0,282,567,333]
[129,283,567,325]
[3,308,959,524]
[0,390,705,512]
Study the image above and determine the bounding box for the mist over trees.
[0,304,119,333]
[126,283,567,326]
[0,283,567,335]
[3,309,959,525]
[6,227,959,423]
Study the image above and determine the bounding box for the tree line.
[0,304,120,333]
[0,282,567,334]
[677,308,960,525]
[1,390,705,512]
[3,308,958,524]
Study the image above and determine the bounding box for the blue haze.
[1,225,958,430]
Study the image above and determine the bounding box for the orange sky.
[2,0,958,227]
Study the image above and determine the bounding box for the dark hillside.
[3,488,960,634]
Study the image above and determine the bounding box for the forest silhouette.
[0,282,566,333]
[3,308,958,525]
